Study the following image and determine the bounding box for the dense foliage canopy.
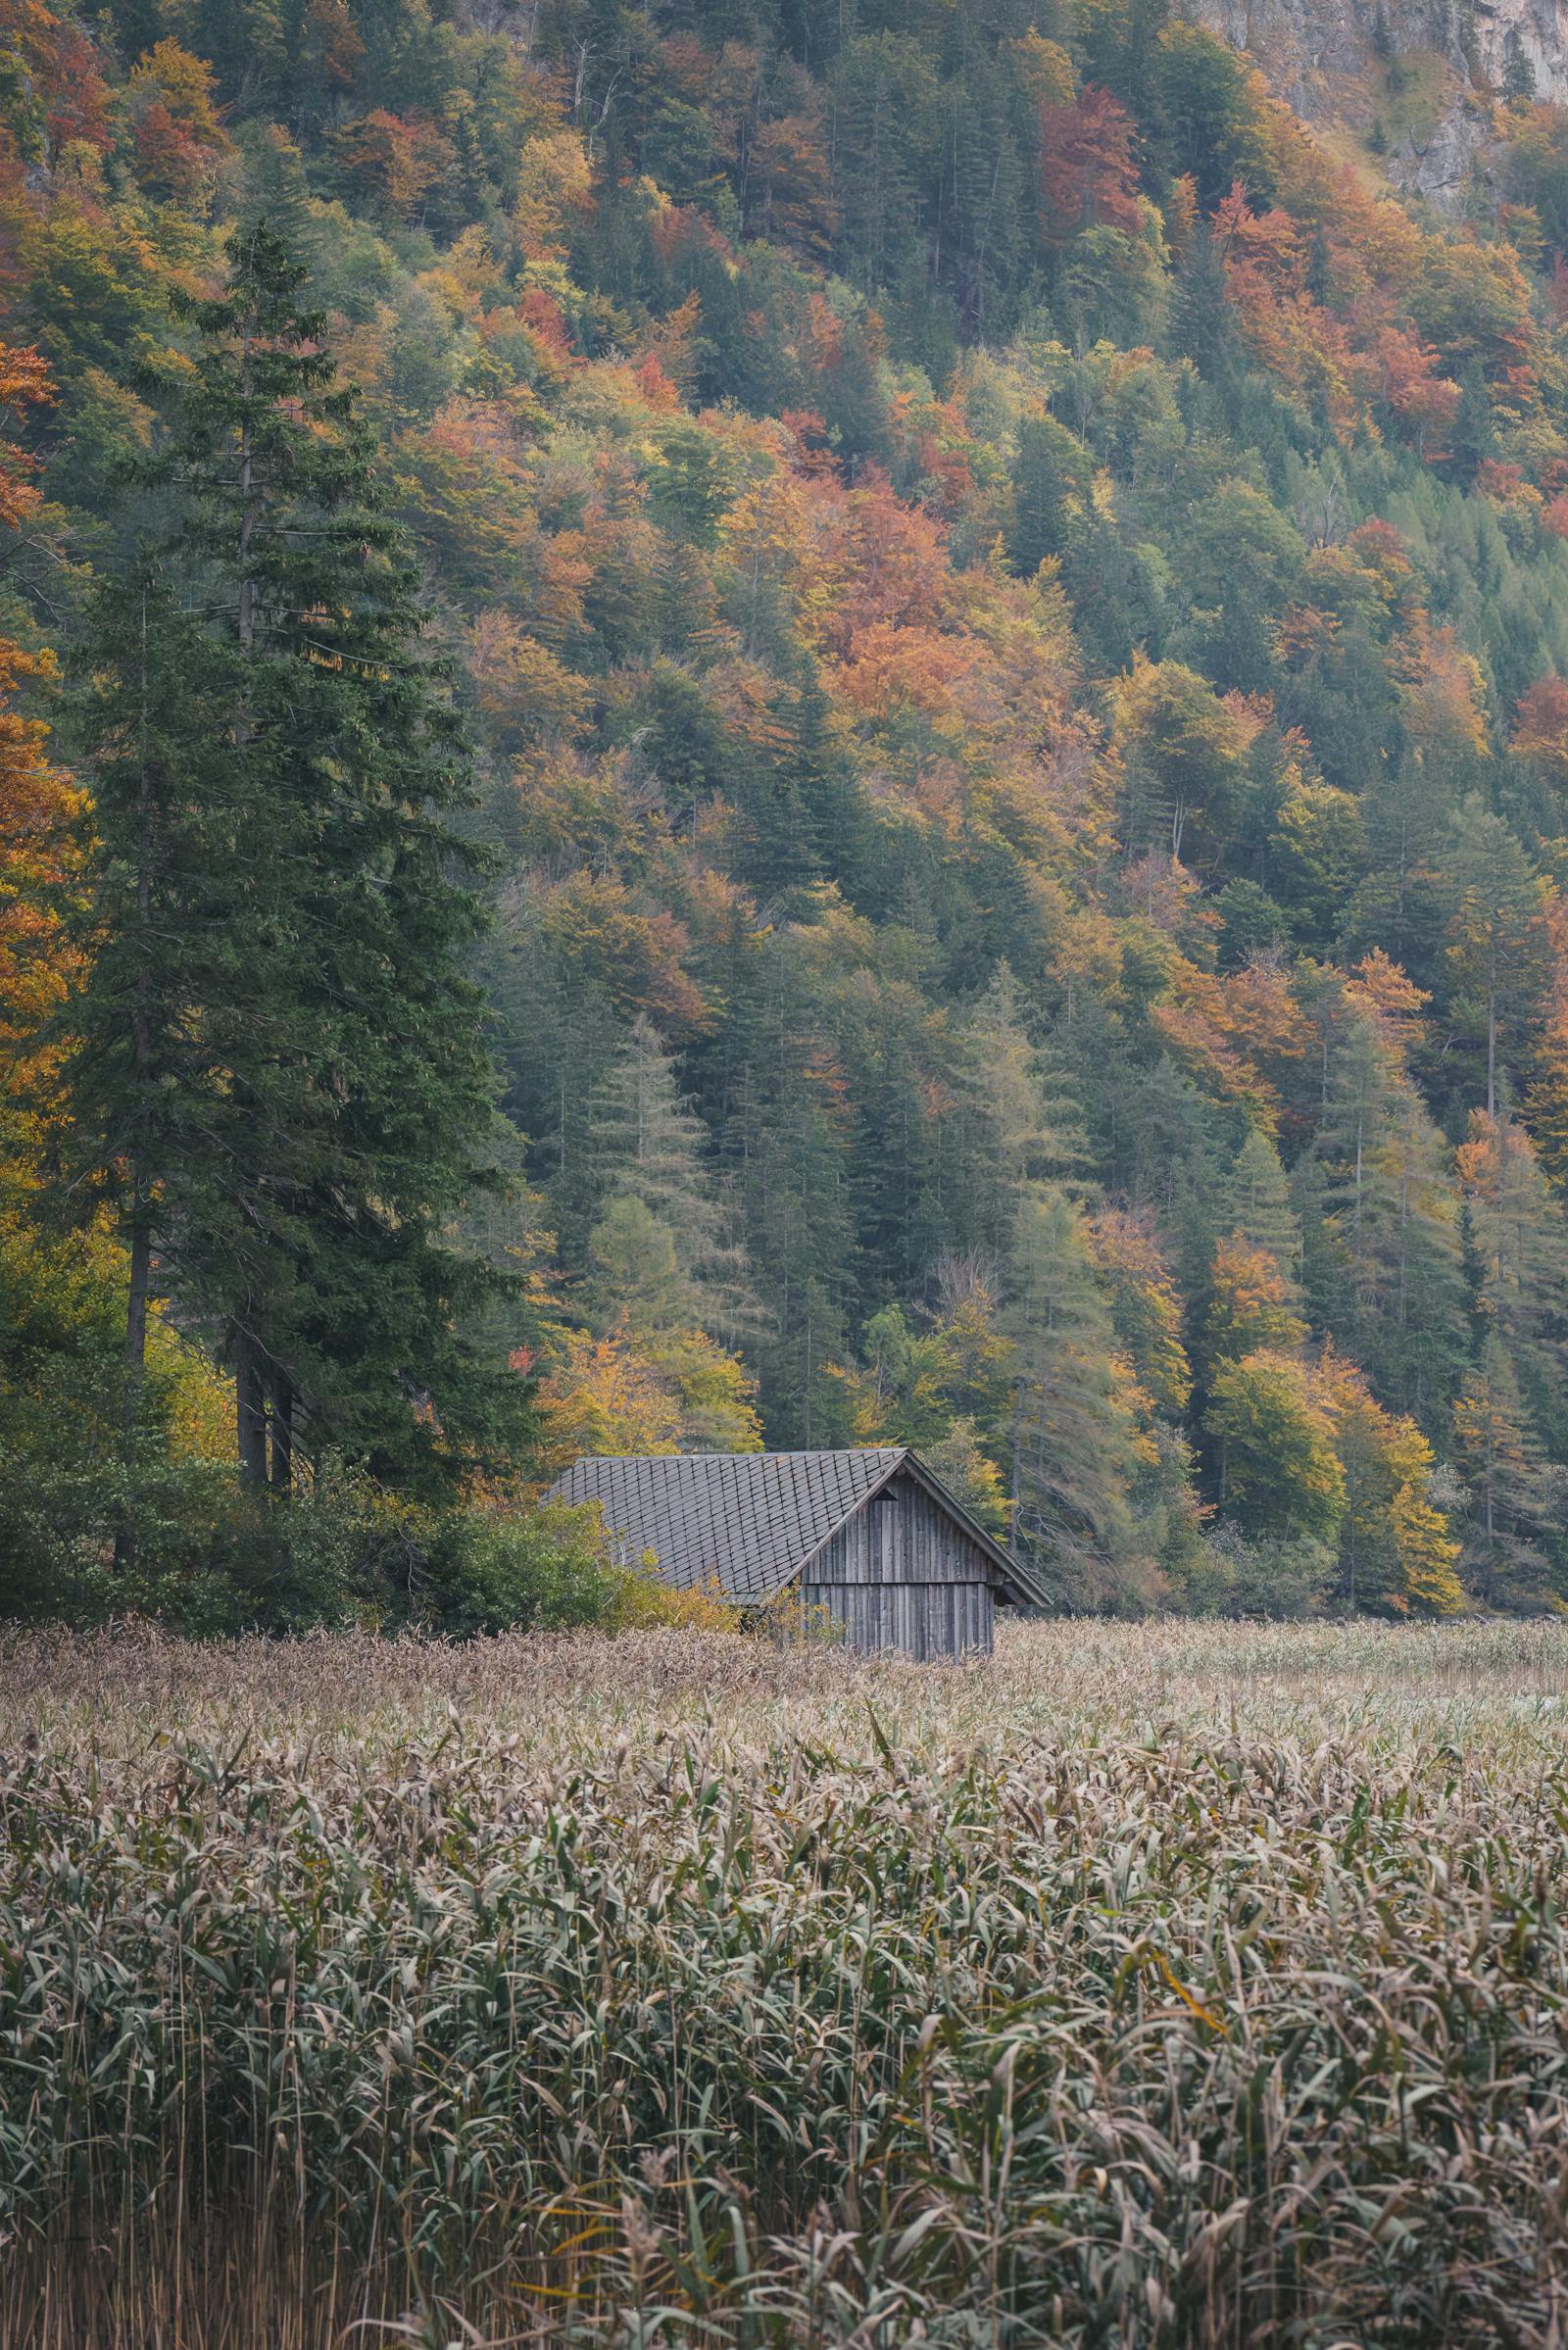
[7,0,1568,1617]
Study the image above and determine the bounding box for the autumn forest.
[9,0,1568,1624]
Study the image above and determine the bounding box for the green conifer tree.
[941,963,1087,1259]
[68,225,523,1494]
[1166,219,1237,387]
[585,1012,757,1344]
[1452,1335,1557,1609]
[1005,413,1093,578]
[1444,797,1548,1121]
[1004,1183,1148,1605]
[1224,1127,1302,1292]
[1457,1109,1568,1454]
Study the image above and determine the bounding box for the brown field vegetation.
[3,1618,1568,2347]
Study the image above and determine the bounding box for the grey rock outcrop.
[1187,0,1568,210]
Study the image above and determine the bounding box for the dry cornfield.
[3,1618,1568,2349]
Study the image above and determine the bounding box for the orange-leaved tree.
[0,339,80,1141]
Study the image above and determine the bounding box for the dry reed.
[3,1618,1568,2346]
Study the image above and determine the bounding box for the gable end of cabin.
[801,1467,1000,1660]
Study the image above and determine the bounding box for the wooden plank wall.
[804,1579,993,1659]
[803,1474,995,1659]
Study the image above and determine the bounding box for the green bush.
[416,1500,624,1635]
[0,1424,236,1626]
[0,1406,630,1640]
[1191,1524,1337,1617]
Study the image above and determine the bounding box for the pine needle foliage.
[66,227,526,1494]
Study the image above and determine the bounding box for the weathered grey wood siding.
[803,1474,996,1659]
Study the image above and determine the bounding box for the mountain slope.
[7,0,1568,1615]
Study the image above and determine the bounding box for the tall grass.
[3,1619,1568,2346]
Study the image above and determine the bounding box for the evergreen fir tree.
[1224,1127,1301,1293]
[1444,798,1548,1121]
[1365,1082,1468,1427]
[1005,413,1093,578]
[1004,1182,1150,1605]
[1166,219,1237,388]
[1345,746,1453,969]
[1502,27,1536,103]
[1451,1335,1557,1609]
[719,955,857,1445]
[233,124,322,272]
[1302,1009,1466,1428]
[1456,1108,1568,1453]
[67,225,523,1493]
[63,568,240,1509]
[942,964,1086,1259]
[585,1012,758,1344]
[1314,1009,1402,1342]
[1451,361,1496,482]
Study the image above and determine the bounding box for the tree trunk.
[235,1331,269,1486]
[116,581,157,1574]
[238,319,255,652]
[270,1373,293,1493]
[123,1204,151,1414]
[113,1197,153,1575]
[231,311,268,1498]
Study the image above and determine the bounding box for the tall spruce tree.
[1224,1127,1302,1293]
[585,1012,758,1344]
[68,225,523,1493]
[1451,1336,1557,1610]
[1004,1182,1148,1604]
[67,571,242,1466]
[1456,1109,1568,1456]
[1444,798,1548,1122]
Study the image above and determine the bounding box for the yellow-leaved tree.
[1317,1351,1463,1616]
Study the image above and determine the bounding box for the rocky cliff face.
[1189,0,1568,207]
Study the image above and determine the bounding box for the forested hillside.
[9,0,1568,1619]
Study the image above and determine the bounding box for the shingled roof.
[545,1446,1040,1605]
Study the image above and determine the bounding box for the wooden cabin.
[546,1446,1041,1660]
